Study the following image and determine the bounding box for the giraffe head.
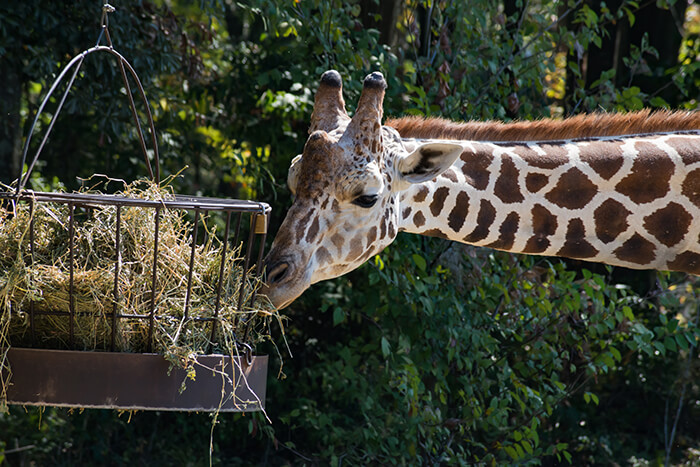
[262,71,462,308]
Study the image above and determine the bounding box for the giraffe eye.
[352,194,379,208]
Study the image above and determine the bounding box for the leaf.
[563,450,572,464]
[666,319,678,333]
[664,336,677,353]
[650,96,669,108]
[381,337,391,357]
[423,276,439,285]
[654,341,666,355]
[584,392,600,406]
[675,334,689,350]
[609,346,622,362]
[602,353,615,369]
[504,445,519,460]
[333,308,346,326]
[622,86,641,98]
[412,254,427,271]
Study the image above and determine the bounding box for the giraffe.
[262,70,700,309]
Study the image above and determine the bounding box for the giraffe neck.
[397,131,700,274]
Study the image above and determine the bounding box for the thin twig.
[3,444,36,455]
[664,287,700,467]
[406,2,424,85]
[279,440,315,462]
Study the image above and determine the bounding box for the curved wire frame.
[16,43,160,193]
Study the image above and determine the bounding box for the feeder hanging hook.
[101,2,116,27]
[97,2,116,47]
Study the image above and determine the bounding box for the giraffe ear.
[396,143,463,187]
[287,154,303,196]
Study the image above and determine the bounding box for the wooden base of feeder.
[4,348,267,412]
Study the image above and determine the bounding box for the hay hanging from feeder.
[0,178,279,407]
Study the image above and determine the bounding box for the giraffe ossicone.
[262,70,700,309]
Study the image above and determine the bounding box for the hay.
[0,178,279,407]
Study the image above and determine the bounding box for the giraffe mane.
[386,109,700,142]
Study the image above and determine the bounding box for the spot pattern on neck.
[397,132,700,275]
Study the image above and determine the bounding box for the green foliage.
[273,235,699,464]
[2,0,700,465]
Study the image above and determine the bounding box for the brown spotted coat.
[396,130,700,274]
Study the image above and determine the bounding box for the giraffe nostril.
[267,262,290,285]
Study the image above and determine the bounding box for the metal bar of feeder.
[29,198,36,344]
[17,45,160,190]
[243,213,268,342]
[27,310,120,318]
[68,203,76,348]
[103,24,159,183]
[209,211,232,350]
[3,191,269,213]
[147,206,161,353]
[89,313,236,323]
[17,55,85,191]
[117,313,152,319]
[183,209,200,322]
[247,229,268,308]
[115,54,155,182]
[25,310,200,320]
[236,214,257,312]
[114,313,220,321]
[111,205,121,352]
[22,310,228,323]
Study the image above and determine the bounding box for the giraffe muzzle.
[261,256,310,309]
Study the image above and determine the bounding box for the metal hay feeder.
[0,4,271,413]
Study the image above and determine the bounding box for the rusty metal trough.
[5,348,267,412]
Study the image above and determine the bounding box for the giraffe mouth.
[261,255,311,309]
[273,296,296,310]
[259,280,306,310]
